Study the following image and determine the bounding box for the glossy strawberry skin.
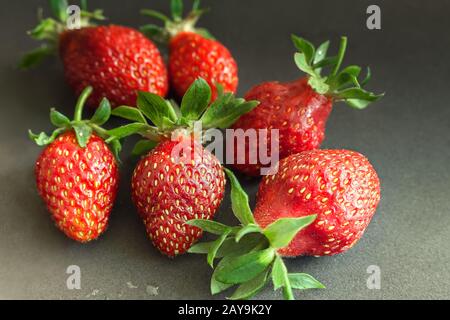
[35,132,119,242]
[254,149,380,257]
[59,25,168,108]
[169,32,238,101]
[231,78,332,176]
[131,136,226,257]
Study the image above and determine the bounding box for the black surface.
[0,0,449,299]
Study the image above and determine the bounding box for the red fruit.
[169,32,238,100]
[36,132,119,242]
[60,25,168,107]
[231,35,383,176]
[254,149,381,257]
[141,1,238,100]
[30,87,121,242]
[22,3,168,108]
[131,136,225,257]
[231,78,332,176]
[112,78,257,257]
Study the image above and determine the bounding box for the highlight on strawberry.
[20,0,168,108]
[29,87,123,242]
[140,0,238,100]
[231,35,385,176]
[107,78,259,257]
[188,149,381,300]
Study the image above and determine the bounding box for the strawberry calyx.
[29,86,122,160]
[109,77,259,156]
[140,0,214,44]
[186,168,325,300]
[19,0,105,69]
[292,34,384,109]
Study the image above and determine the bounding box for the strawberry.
[230,35,384,176]
[29,87,122,242]
[189,150,380,300]
[255,149,381,257]
[140,0,238,100]
[110,78,258,257]
[21,0,168,108]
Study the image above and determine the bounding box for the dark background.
[0,0,449,299]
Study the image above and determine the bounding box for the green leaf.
[72,123,92,148]
[90,98,111,125]
[186,219,231,235]
[137,92,178,128]
[180,78,211,121]
[313,56,338,70]
[340,65,362,77]
[109,139,122,162]
[50,108,70,127]
[140,24,169,43]
[196,28,215,40]
[49,0,68,22]
[80,0,88,10]
[140,9,171,22]
[229,268,269,300]
[106,123,149,141]
[19,45,54,69]
[192,0,201,11]
[313,41,330,68]
[331,36,348,76]
[291,35,315,64]
[190,233,266,258]
[211,259,234,295]
[188,241,215,254]
[207,230,231,267]
[200,91,259,129]
[112,106,147,124]
[28,128,64,146]
[171,0,183,20]
[235,224,262,242]
[132,139,157,156]
[28,18,59,41]
[294,52,316,77]
[337,88,383,102]
[360,67,372,87]
[218,234,267,258]
[223,168,255,226]
[263,215,317,249]
[214,248,275,284]
[271,255,288,290]
[288,273,325,290]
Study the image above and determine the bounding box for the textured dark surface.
[1,0,449,299]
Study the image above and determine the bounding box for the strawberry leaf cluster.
[108,78,259,155]
[292,34,384,109]
[140,0,214,43]
[187,168,325,300]
[29,86,122,159]
[20,0,105,69]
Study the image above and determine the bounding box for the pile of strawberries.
[25,0,383,300]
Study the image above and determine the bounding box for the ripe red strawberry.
[189,150,380,300]
[21,1,168,107]
[140,0,238,100]
[231,35,384,176]
[132,136,225,256]
[110,78,258,257]
[30,87,121,242]
[255,149,381,257]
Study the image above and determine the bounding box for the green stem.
[89,123,110,138]
[74,86,93,121]
[331,36,347,76]
[283,285,294,300]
